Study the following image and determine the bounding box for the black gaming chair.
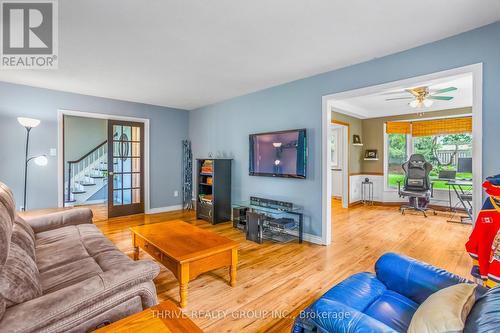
[397,154,436,217]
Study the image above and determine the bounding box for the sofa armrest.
[294,298,397,333]
[375,252,469,304]
[0,259,160,333]
[24,208,93,233]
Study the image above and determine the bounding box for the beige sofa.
[0,182,160,332]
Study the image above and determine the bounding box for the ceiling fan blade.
[427,96,454,101]
[405,88,423,97]
[380,91,408,96]
[431,87,457,95]
[385,97,413,101]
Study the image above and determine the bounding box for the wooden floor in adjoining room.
[90,200,472,333]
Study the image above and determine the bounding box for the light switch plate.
[49,148,57,156]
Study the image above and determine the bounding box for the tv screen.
[249,129,307,178]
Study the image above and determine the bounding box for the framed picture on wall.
[353,134,361,144]
[364,149,378,159]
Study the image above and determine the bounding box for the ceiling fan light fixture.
[423,99,433,107]
[409,100,419,108]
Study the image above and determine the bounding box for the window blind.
[412,117,472,137]
[385,117,472,136]
[386,121,411,134]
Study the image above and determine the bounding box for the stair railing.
[66,140,107,203]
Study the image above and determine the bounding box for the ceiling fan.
[385,86,457,108]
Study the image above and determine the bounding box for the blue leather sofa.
[292,253,500,333]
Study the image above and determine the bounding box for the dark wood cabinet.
[196,159,232,224]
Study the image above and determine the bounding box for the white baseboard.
[281,228,324,245]
[146,204,183,214]
[302,233,324,245]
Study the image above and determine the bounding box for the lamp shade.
[409,100,419,108]
[33,155,48,166]
[17,117,40,128]
[423,99,434,107]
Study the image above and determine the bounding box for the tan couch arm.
[24,208,93,233]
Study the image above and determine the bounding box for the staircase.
[65,141,109,206]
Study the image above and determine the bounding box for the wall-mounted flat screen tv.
[249,129,307,179]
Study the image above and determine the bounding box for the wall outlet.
[174,190,179,197]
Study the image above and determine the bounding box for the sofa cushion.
[0,298,4,322]
[365,290,419,332]
[0,241,42,307]
[464,284,500,332]
[0,182,16,267]
[299,298,398,333]
[408,283,476,333]
[36,234,90,273]
[36,223,136,294]
[11,217,36,260]
[322,272,387,311]
[41,257,103,294]
[375,252,468,304]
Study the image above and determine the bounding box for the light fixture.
[17,117,40,128]
[423,99,434,107]
[18,117,46,211]
[272,142,282,148]
[33,155,48,166]
[409,100,419,108]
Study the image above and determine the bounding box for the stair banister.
[66,140,107,204]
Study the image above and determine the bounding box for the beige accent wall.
[331,111,364,174]
[361,107,472,173]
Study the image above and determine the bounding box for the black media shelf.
[196,158,232,224]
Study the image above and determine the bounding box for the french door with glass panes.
[108,120,144,217]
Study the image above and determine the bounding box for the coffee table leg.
[179,264,189,308]
[230,248,237,287]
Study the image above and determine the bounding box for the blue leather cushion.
[302,298,398,333]
[375,252,468,304]
[464,286,500,333]
[364,290,418,332]
[321,272,387,311]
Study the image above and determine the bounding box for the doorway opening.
[58,110,150,219]
[330,120,349,208]
[321,64,483,245]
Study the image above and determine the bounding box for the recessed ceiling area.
[0,1,498,110]
[331,73,472,119]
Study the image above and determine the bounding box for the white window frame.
[383,124,411,192]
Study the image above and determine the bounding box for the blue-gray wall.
[0,83,189,210]
[189,21,500,237]
[64,115,107,163]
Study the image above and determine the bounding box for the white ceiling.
[0,1,499,110]
[332,73,473,118]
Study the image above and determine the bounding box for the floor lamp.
[18,117,48,211]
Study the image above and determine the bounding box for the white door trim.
[57,109,151,213]
[321,63,483,245]
[330,122,349,208]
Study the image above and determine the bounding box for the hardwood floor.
[21,201,472,332]
[84,200,473,333]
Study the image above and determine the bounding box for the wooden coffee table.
[130,220,238,308]
[93,300,202,333]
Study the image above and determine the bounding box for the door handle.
[109,172,114,175]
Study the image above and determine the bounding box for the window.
[385,118,472,189]
[387,134,408,188]
[412,133,472,189]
